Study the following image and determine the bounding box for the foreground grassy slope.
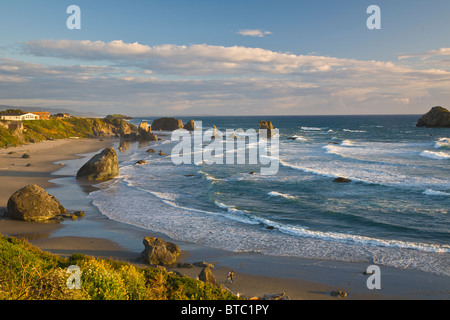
[0,235,237,300]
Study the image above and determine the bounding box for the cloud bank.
[0,39,449,115]
[236,29,272,37]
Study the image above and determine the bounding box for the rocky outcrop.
[138,122,158,141]
[183,120,196,131]
[260,121,274,139]
[76,148,119,180]
[7,184,66,221]
[333,177,352,183]
[141,237,181,265]
[416,106,450,128]
[198,267,219,287]
[151,118,184,131]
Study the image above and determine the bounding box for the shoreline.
[0,138,449,300]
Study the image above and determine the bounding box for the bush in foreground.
[0,235,238,300]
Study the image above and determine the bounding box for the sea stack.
[416,106,450,128]
[260,121,274,139]
[76,148,119,181]
[183,120,196,131]
[151,118,184,131]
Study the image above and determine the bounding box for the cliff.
[0,117,138,148]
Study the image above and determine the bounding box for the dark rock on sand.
[141,237,181,265]
[152,118,184,131]
[198,267,219,287]
[135,160,147,165]
[193,261,215,269]
[330,290,348,298]
[333,177,352,183]
[76,148,119,181]
[416,106,450,128]
[7,184,66,221]
[146,148,156,153]
[21,153,31,159]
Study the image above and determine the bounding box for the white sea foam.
[423,189,450,196]
[420,150,450,160]
[268,191,298,200]
[289,135,308,142]
[434,138,450,149]
[340,140,357,147]
[301,127,323,131]
[343,129,367,133]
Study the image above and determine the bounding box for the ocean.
[88,115,450,276]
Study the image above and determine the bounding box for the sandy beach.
[0,138,448,300]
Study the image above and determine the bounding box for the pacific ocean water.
[88,115,450,276]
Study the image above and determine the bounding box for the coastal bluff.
[416,106,450,128]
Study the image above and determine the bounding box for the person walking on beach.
[226,271,234,284]
[226,272,232,283]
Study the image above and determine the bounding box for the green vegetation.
[0,109,24,115]
[0,234,238,300]
[0,117,134,148]
[105,114,133,120]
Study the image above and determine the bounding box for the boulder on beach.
[260,121,274,139]
[7,184,66,221]
[141,237,181,265]
[198,267,219,287]
[416,106,450,128]
[151,118,184,131]
[76,148,119,181]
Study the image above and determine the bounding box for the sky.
[0,0,450,116]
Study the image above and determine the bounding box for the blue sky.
[1,0,450,116]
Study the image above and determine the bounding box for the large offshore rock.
[151,118,184,131]
[76,148,119,180]
[416,106,450,128]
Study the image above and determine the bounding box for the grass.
[0,117,135,148]
[0,234,238,300]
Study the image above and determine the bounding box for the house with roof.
[0,113,40,121]
[31,111,50,120]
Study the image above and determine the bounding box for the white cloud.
[1,41,450,115]
[236,29,272,38]
[398,47,450,60]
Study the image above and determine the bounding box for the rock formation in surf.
[151,118,184,131]
[76,148,119,181]
[416,106,450,128]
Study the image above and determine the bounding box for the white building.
[0,113,40,121]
